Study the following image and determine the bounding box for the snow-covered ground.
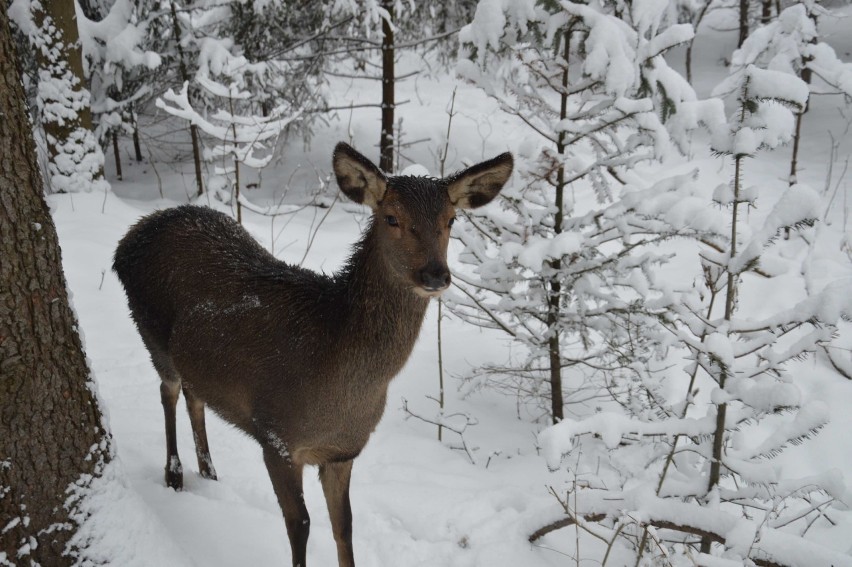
[50,8,852,566]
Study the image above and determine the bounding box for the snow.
[77,0,162,74]
[459,0,507,58]
[511,232,583,269]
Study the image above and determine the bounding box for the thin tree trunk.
[436,88,457,442]
[170,0,204,197]
[113,130,123,180]
[789,54,813,187]
[0,6,111,563]
[761,0,772,24]
[132,111,143,162]
[547,30,572,424]
[786,34,813,239]
[685,1,712,86]
[229,97,242,224]
[738,0,749,47]
[789,108,805,186]
[700,149,743,554]
[379,0,395,172]
[437,299,445,441]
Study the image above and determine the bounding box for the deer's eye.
[386,215,399,227]
[448,217,456,228]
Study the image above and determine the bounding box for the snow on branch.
[156,82,301,169]
[533,487,852,567]
[77,0,162,75]
[728,184,821,275]
[539,411,719,468]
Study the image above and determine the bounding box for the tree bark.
[0,6,111,564]
[738,0,750,47]
[132,111,144,162]
[113,131,123,180]
[379,0,395,172]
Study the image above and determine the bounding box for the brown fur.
[112,143,512,567]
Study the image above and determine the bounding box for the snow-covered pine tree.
[449,0,717,423]
[157,71,300,222]
[726,0,852,188]
[537,36,852,567]
[77,0,162,179]
[148,0,353,194]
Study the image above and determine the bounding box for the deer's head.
[333,142,513,297]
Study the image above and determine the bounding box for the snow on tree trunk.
[17,0,109,193]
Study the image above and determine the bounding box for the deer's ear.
[447,152,513,209]
[333,143,387,208]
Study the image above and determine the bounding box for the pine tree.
[450,0,715,423]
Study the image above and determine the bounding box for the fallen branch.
[526,490,852,567]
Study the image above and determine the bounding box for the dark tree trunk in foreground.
[0,6,111,564]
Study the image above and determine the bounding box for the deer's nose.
[418,262,451,291]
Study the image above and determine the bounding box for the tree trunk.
[132,111,144,162]
[761,0,772,24]
[547,30,572,424]
[685,1,712,86]
[113,130,123,180]
[0,6,111,564]
[789,49,813,188]
[229,97,242,224]
[170,1,204,197]
[379,0,395,172]
[701,148,743,554]
[32,0,106,193]
[738,0,750,47]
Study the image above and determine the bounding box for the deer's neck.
[335,221,430,359]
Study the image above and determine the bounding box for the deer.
[112,142,513,567]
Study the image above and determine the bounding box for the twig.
[401,398,477,464]
[299,192,339,266]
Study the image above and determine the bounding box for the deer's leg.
[263,446,309,567]
[182,385,217,480]
[159,378,183,490]
[144,337,184,490]
[319,460,355,567]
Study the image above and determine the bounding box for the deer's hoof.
[165,457,183,490]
